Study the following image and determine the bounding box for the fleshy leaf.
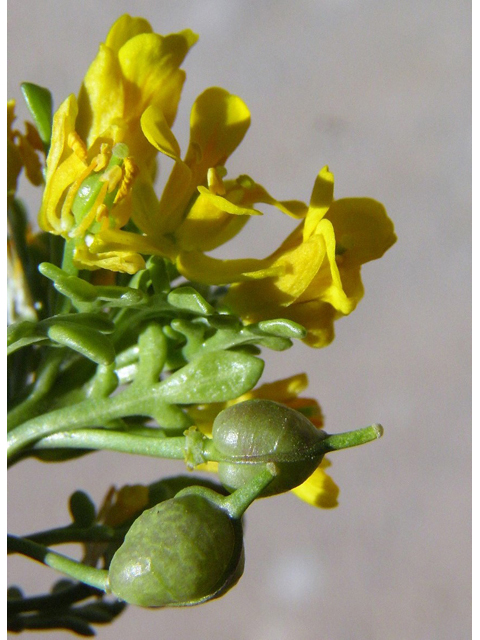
[47,323,115,365]
[167,287,214,315]
[21,82,53,148]
[157,351,264,404]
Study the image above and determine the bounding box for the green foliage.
[20,83,53,150]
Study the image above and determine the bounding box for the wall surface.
[8,1,471,639]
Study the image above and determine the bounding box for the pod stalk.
[319,424,384,453]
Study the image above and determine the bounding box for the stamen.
[94,144,112,172]
[100,165,123,193]
[96,204,109,222]
[114,157,139,204]
[95,204,111,232]
[207,167,226,195]
[68,132,88,163]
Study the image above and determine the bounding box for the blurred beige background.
[8,1,471,639]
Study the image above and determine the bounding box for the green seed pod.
[212,399,327,496]
[108,489,243,608]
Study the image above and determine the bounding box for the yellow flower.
[90,85,306,263]
[99,484,150,528]
[190,374,339,509]
[178,166,397,347]
[7,100,44,200]
[38,15,197,273]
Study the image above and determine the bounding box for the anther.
[68,132,88,163]
[114,157,139,203]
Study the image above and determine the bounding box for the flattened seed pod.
[108,490,243,608]
[212,399,327,496]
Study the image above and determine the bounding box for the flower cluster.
[37,14,396,348]
[8,13,396,628]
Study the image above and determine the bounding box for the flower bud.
[212,399,327,496]
[108,488,243,607]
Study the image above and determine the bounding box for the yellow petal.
[77,44,125,146]
[177,250,282,285]
[88,226,173,258]
[195,461,219,473]
[102,484,149,527]
[39,96,83,233]
[141,105,182,160]
[291,459,339,508]
[153,159,195,237]
[73,244,146,274]
[130,178,167,239]
[303,166,335,239]
[153,88,250,237]
[174,191,252,253]
[44,94,78,182]
[286,300,337,348]
[119,30,198,127]
[247,374,309,401]
[186,87,251,174]
[104,14,153,54]
[269,232,327,303]
[325,197,397,266]
[196,186,263,216]
[224,229,327,312]
[238,177,308,219]
[308,218,353,315]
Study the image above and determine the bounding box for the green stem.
[8,582,101,615]
[320,424,384,452]
[7,535,109,592]
[7,384,159,461]
[32,429,188,460]
[54,239,77,314]
[7,349,65,431]
[15,525,118,548]
[222,464,277,519]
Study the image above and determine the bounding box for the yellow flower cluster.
[38,14,396,348]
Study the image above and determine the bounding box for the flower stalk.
[7,535,109,592]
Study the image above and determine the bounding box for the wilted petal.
[73,245,146,274]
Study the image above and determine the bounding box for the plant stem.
[7,384,160,461]
[222,464,277,519]
[16,525,118,548]
[32,429,188,460]
[7,535,109,592]
[7,349,65,431]
[8,582,101,615]
[54,239,78,314]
